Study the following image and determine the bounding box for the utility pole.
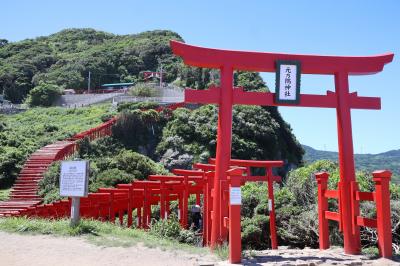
[88,71,91,93]
[159,64,163,87]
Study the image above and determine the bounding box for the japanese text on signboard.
[60,161,89,197]
[275,61,301,104]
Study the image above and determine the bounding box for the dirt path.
[0,232,218,266]
[1,231,399,266]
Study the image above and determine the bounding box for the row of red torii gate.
[169,41,395,262]
[15,41,395,264]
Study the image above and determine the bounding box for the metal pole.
[88,71,91,93]
[159,64,163,87]
[70,197,80,227]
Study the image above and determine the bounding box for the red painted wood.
[324,190,339,199]
[356,216,377,228]
[226,168,243,264]
[315,172,330,249]
[373,170,393,258]
[355,191,375,202]
[171,41,393,75]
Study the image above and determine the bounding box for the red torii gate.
[171,40,394,255]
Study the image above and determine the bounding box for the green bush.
[117,101,160,112]
[39,139,168,203]
[156,105,304,170]
[26,83,61,107]
[112,110,167,156]
[93,168,134,188]
[149,214,201,245]
[150,214,181,239]
[38,162,63,203]
[241,215,270,250]
[128,83,157,97]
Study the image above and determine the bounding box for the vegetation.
[0,188,10,201]
[149,214,201,246]
[39,137,168,203]
[112,108,167,157]
[128,83,157,97]
[26,83,62,107]
[156,104,303,171]
[0,104,114,188]
[0,29,185,103]
[240,160,400,252]
[4,28,399,256]
[0,28,274,105]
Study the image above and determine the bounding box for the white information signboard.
[60,161,89,197]
[275,60,301,104]
[230,187,242,205]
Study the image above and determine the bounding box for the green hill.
[303,145,400,180]
[0,28,271,104]
[0,29,185,103]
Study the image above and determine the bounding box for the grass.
[0,104,115,188]
[0,217,212,256]
[0,188,10,201]
[214,242,229,259]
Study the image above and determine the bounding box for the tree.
[0,39,8,47]
[234,71,268,91]
[156,104,304,171]
[0,29,185,103]
[26,83,61,107]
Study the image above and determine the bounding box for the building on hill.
[101,83,133,90]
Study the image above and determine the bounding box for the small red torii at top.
[170,40,393,255]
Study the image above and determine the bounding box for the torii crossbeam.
[171,40,393,254]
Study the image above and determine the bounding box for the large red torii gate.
[170,40,393,255]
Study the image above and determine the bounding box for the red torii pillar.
[171,40,393,254]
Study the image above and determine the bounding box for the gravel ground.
[1,231,398,266]
[0,231,217,266]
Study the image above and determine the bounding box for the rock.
[308,259,323,265]
[294,259,308,266]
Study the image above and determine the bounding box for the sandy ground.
[1,231,399,266]
[236,247,400,266]
[0,232,217,266]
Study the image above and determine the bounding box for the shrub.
[128,83,157,97]
[100,114,113,122]
[150,214,181,239]
[117,101,160,112]
[241,215,270,250]
[150,214,201,245]
[27,83,61,107]
[112,110,166,156]
[93,168,134,188]
[38,162,62,203]
[110,150,168,180]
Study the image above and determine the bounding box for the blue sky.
[2,1,399,154]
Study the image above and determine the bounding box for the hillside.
[0,105,114,187]
[0,28,272,105]
[0,29,186,103]
[303,145,400,178]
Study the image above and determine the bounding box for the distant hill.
[303,145,400,180]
